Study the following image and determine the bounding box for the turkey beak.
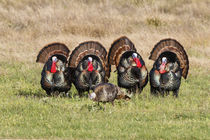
[160,57,167,69]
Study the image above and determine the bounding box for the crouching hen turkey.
[108,36,148,94]
[36,43,71,95]
[89,83,130,106]
[68,41,109,96]
[149,38,189,97]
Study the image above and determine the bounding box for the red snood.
[133,58,142,68]
[51,61,57,73]
[88,62,93,72]
[159,63,166,74]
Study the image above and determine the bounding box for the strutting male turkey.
[149,38,189,97]
[68,41,109,97]
[36,43,71,95]
[108,36,148,94]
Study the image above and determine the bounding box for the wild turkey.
[36,43,71,95]
[108,36,148,94]
[89,83,130,106]
[68,41,109,96]
[149,38,189,97]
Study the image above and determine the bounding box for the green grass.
[0,61,209,139]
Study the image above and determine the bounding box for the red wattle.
[88,62,93,72]
[133,58,142,68]
[159,69,166,74]
[51,61,57,73]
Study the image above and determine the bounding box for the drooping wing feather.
[108,36,136,67]
[36,42,70,63]
[149,38,189,79]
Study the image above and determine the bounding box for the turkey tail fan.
[69,41,107,68]
[149,38,189,79]
[69,41,109,81]
[36,42,70,63]
[108,36,136,67]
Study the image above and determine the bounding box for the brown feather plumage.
[90,83,130,105]
[149,38,189,79]
[36,42,70,63]
[108,36,136,67]
[69,41,107,68]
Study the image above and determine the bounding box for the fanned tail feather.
[149,38,189,79]
[108,36,137,75]
[36,42,70,63]
[69,41,109,81]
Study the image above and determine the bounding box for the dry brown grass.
[0,0,209,70]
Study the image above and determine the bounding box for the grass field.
[0,0,210,139]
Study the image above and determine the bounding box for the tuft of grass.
[146,17,163,27]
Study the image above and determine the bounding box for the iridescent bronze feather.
[68,41,109,96]
[36,42,70,64]
[149,38,189,79]
[149,38,189,97]
[108,36,148,94]
[68,41,107,68]
[108,36,136,67]
[36,42,71,95]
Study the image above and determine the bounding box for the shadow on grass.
[80,103,105,112]
[16,89,82,99]
[16,89,48,99]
